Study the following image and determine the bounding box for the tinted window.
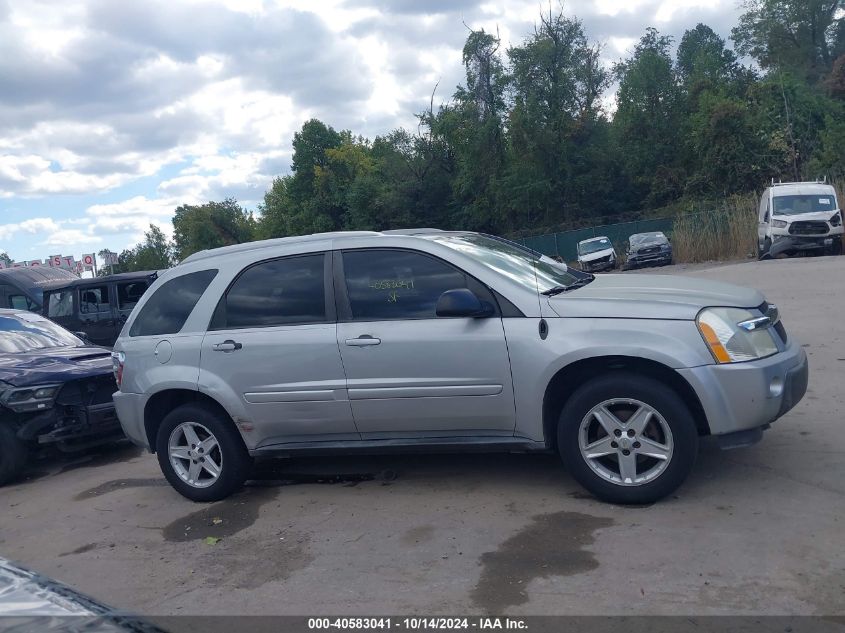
[129,270,217,337]
[117,281,149,311]
[47,290,74,317]
[79,285,111,313]
[220,255,326,329]
[9,294,35,311]
[343,250,468,320]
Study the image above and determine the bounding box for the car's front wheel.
[156,403,253,502]
[557,373,698,504]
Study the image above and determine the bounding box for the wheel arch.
[541,355,710,452]
[143,389,235,453]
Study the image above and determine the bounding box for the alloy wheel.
[167,421,223,488]
[578,398,673,486]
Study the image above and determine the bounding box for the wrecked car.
[0,309,122,485]
[757,181,843,258]
[622,231,673,269]
[576,236,617,272]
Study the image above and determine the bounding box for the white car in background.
[757,181,844,258]
[576,236,616,272]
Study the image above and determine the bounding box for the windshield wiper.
[541,275,595,296]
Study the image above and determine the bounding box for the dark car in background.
[623,231,673,270]
[41,271,158,348]
[0,310,121,485]
[0,267,77,312]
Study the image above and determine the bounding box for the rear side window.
[47,291,73,317]
[117,281,149,311]
[215,254,326,329]
[79,285,111,313]
[130,270,217,337]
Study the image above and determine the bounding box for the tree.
[613,28,683,207]
[732,0,845,82]
[99,225,174,275]
[0,252,11,267]
[172,198,255,260]
[502,9,611,227]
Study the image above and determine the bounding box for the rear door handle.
[345,335,381,347]
[213,340,242,352]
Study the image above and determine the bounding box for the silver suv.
[112,230,808,504]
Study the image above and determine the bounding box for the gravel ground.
[1,255,843,617]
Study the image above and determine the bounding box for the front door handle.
[213,340,243,352]
[345,335,381,347]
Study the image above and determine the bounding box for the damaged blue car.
[0,309,122,485]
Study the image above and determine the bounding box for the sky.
[0,0,744,264]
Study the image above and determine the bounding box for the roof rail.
[771,176,828,186]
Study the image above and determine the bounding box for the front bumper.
[770,235,840,257]
[627,252,672,267]
[677,342,808,436]
[581,259,615,272]
[112,391,150,450]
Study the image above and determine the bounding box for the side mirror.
[436,288,493,318]
[74,331,92,345]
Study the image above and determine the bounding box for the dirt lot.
[2,256,843,616]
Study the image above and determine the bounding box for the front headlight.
[1,384,61,412]
[772,219,788,228]
[696,308,778,363]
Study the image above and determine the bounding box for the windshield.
[0,313,82,353]
[578,238,612,255]
[430,233,585,293]
[629,232,668,248]
[773,194,837,216]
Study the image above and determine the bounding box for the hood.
[0,346,113,388]
[578,247,615,263]
[775,211,838,223]
[547,273,764,320]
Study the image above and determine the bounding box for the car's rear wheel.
[0,422,28,486]
[156,403,252,502]
[557,373,698,504]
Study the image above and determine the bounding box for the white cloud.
[0,0,742,257]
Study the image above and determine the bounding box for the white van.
[757,181,843,258]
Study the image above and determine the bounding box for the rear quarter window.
[129,269,217,337]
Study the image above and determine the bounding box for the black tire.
[0,422,28,486]
[557,373,698,505]
[156,403,252,502]
[759,237,772,260]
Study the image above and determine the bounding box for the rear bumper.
[678,342,808,436]
[112,391,150,450]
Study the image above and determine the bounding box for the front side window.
[343,250,469,320]
[47,291,73,318]
[217,254,326,329]
[773,194,837,215]
[130,269,217,337]
[79,285,111,313]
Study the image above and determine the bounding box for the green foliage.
[732,0,844,82]
[0,252,11,266]
[99,225,174,275]
[111,2,845,260]
[172,198,256,260]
